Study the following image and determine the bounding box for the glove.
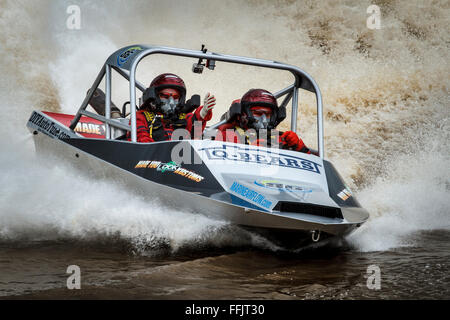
[199,93,216,119]
[281,131,305,151]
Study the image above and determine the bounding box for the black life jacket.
[142,111,187,141]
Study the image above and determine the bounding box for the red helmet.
[142,73,187,111]
[150,73,186,93]
[240,89,279,129]
[241,89,278,106]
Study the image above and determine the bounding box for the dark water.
[1,230,448,300]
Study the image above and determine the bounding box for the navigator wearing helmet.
[134,73,216,142]
[216,89,311,153]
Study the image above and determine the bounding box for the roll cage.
[69,44,325,158]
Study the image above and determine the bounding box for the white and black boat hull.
[27,111,369,246]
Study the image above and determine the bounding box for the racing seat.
[220,100,242,123]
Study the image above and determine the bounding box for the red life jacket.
[216,123,311,153]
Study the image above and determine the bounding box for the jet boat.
[26,44,369,247]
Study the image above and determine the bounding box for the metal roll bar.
[70,45,324,158]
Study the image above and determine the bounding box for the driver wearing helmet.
[216,89,311,154]
[134,73,216,142]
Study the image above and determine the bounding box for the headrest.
[179,94,201,113]
[220,102,242,122]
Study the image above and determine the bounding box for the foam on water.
[0,138,220,249]
[347,124,450,251]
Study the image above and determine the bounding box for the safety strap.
[234,126,250,145]
[143,111,159,139]
[143,111,187,140]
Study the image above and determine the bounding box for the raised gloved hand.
[281,131,305,150]
[200,92,216,119]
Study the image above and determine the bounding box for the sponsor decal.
[156,161,178,173]
[117,46,143,67]
[74,122,105,136]
[229,181,272,209]
[254,180,313,193]
[337,188,352,201]
[29,112,71,139]
[135,160,204,182]
[199,144,322,174]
